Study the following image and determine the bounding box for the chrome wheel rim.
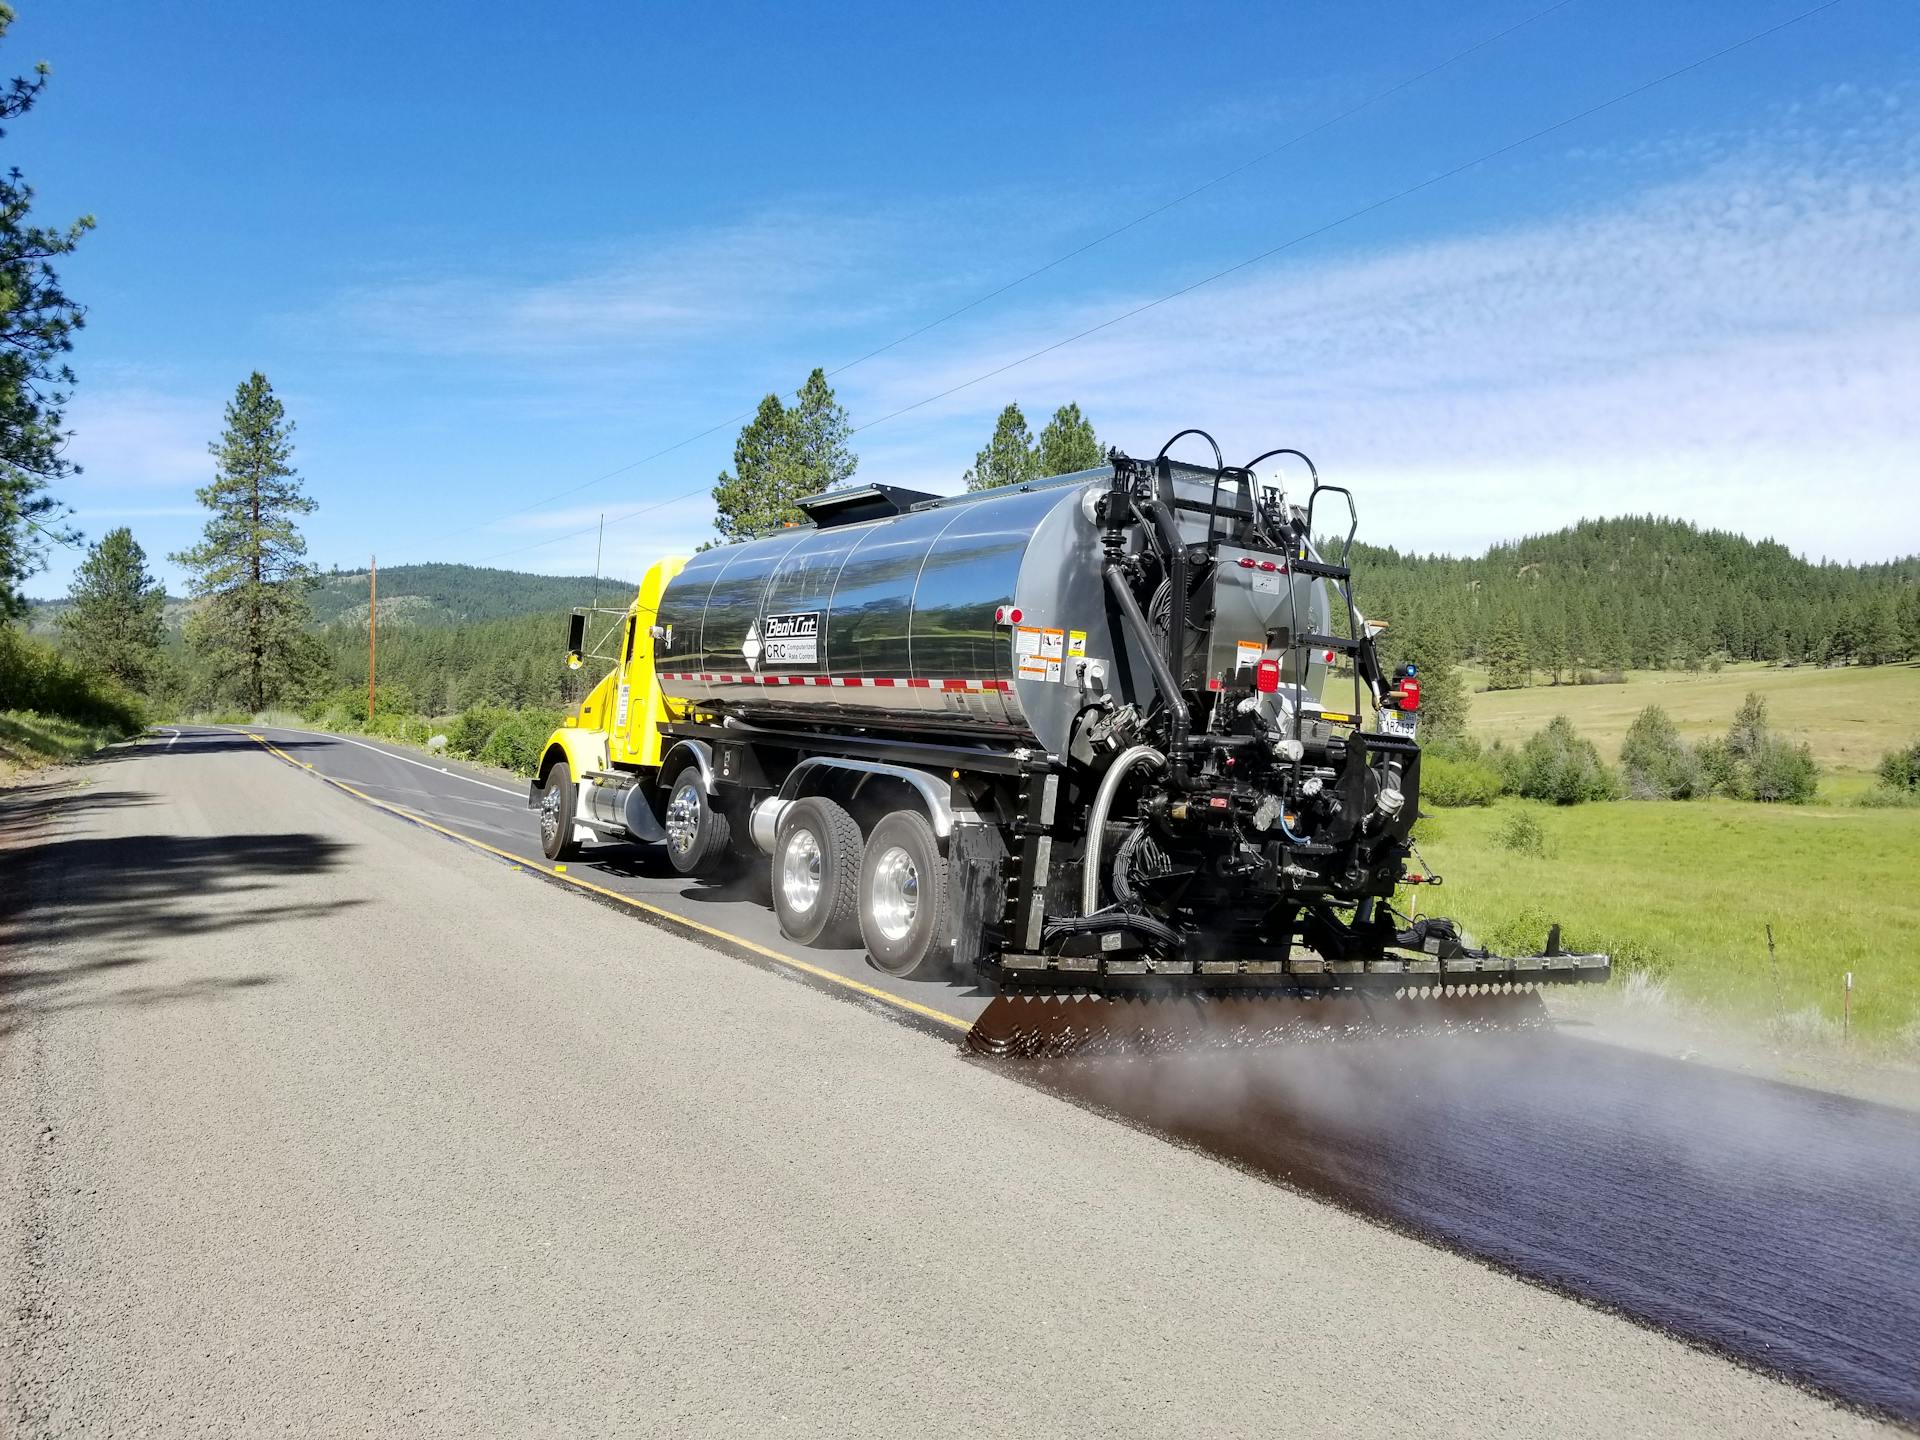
[665,779,702,858]
[539,781,563,844]
[869,846,918,943]
[780,827,823,914]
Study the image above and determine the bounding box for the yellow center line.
[244,732,974,1035]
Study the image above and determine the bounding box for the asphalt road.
[0,726,1907,1437]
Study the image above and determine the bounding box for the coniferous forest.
[1357,516,1920,686]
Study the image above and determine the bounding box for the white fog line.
[261,726,527,798]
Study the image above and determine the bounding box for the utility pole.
[368,553,378,721]
[591,513,604,612]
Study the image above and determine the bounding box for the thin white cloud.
[61,388,213,491]
[69,505,202,519]
[323,206,968,363]
[833,93,1920,562]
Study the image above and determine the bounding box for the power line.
[473,0,1844,567]
[435,1,1584,554]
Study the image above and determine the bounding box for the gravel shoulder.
[0,732,1893,1438]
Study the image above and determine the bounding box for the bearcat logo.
[762,611,820,665]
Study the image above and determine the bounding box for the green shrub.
[1746,736,1819,804]
[1510,715,1619,804]
[364,711,432,746]
[474,709,560,775]
[1696,735,1740,797]
[1700,693,1819,804]
[1420,751,1504,807]
[1492,810,1550,857]
[446,705,515,759]
[1877,740,1920,793]
[1620,704,1702,799]
[1856,786,1920,809]
[0,626,144,733]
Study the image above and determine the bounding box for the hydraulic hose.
[1080,744,1166,916]
[1104,562,1188,777]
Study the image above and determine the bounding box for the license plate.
[1377,708,1418,738]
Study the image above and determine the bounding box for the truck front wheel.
[859,811,952,980]
[537,764,582,862]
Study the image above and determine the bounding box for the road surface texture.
[0,728,1907,1437]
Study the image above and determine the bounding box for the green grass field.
[1459,660,1920,781]
[1410,798,1920,1046]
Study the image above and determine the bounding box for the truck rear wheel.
[859,811,952,980]
[771,797,863,947]
[537,764,582,862]
[661,761,731,877]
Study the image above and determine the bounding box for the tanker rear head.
[1005,441,1436,986]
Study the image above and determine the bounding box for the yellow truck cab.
[529,557,692,861]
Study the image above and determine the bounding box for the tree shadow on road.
[1,818,362,1037]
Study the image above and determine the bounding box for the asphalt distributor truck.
[531,436,1607,1052]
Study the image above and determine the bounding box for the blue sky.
[16,0,1919,596]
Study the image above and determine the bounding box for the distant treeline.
[320,610,594,716]
[320,516,1920,718]
[1357,516,1919,688]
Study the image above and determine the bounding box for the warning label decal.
[1015,624,1066,682]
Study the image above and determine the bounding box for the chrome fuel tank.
[652,467,1328,758]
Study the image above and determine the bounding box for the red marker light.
[1258,560,1278,572]
[1007,607,1023,624]
[1237,556,1256,569]
[1323,649,1336,664]
[993,606,1005,623]
[1255,658,1281,694]
[1400,678,1421,711]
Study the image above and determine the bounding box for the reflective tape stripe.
[657,671,1014,694]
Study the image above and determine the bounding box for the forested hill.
[309,563,633,627]
[25,562,634,638]
[1353,516,1920,672]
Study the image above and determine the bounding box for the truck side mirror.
[566,611,586,669]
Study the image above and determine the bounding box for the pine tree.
[1538,617,1569,685]
[963,404,1037,491]
[788,367,857,493]
[1034,402,1102,476]
[711,369,856,542]
[1855,594,1899,666]
[1381,614,1467,742]
[1484,610,1529,691]
[0,15,93,619]
[172,373,319,711]
[57,527,164,689]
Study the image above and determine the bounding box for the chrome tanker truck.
[530,435,1607,1050]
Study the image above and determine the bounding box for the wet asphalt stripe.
[240,731,975,1038]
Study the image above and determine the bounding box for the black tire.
[859,811,952,980]
[771,797,864,947]
[661,760,732,877]
[537,763,582,862]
